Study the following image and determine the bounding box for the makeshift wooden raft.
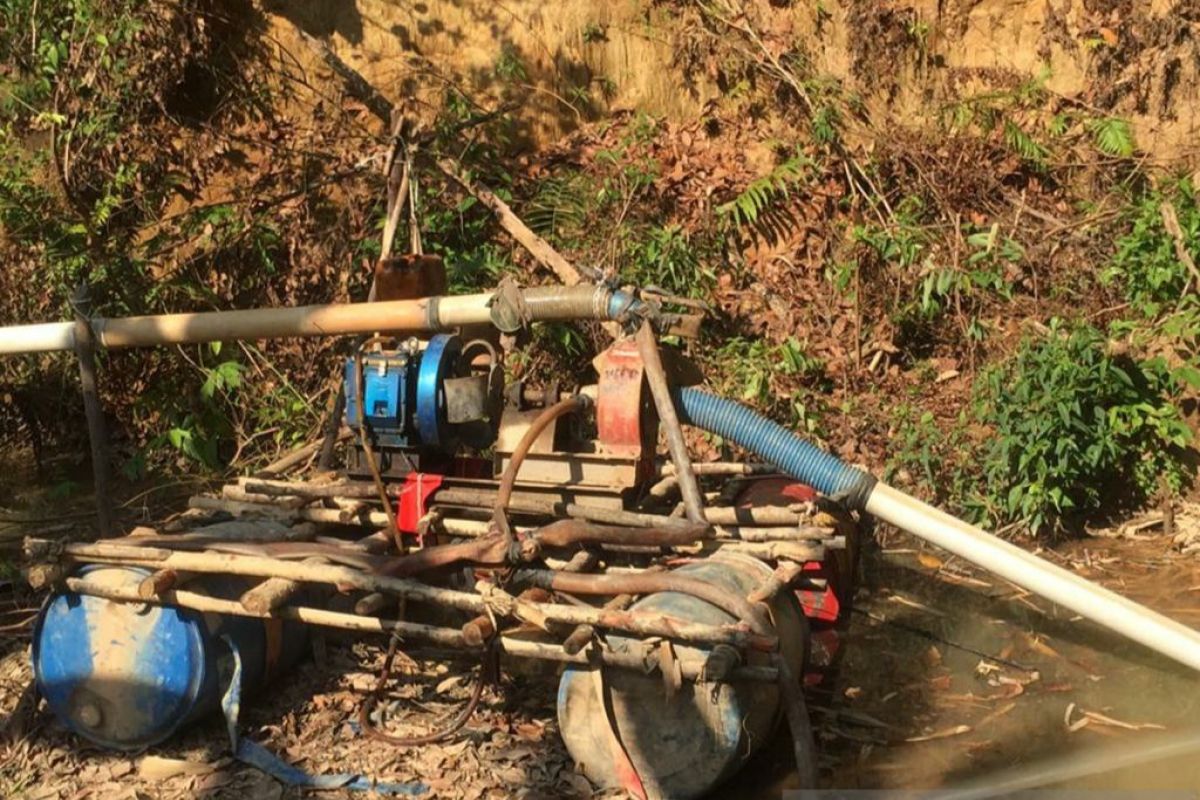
[25,463,853,686]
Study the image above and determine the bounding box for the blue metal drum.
[32,565,306,750]
[556,553,808,799]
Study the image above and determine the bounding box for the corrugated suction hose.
[672,387,876,509]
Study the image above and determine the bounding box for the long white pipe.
[0,285,621,356]
[866,483,1200,672]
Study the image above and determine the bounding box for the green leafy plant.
[970,321,1193,535]
[525,172,593,241]
[708,336,826,409]
[623,224,715,298]
[1104,177,1200,317]
[918,224,1019,316]
[1004,120,1048,164]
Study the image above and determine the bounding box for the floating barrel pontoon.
[32,565,307,749]
[10,281,1200,800]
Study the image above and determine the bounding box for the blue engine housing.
[344,351,417,449]
[344,334,488,475]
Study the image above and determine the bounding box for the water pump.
[343,333,501,477]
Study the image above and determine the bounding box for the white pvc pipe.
[866,482,1200,672]
[0,321,77,355]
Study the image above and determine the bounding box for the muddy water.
[742,534,1200,797]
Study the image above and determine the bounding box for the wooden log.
[137,569,179,599]
[189,496,294,520]
[55,543,769,649]
[354,592,392,616]
[67,576,463,644]
[660,462,777,477]
[222,484,306,510]
[717,527,842,543]
[243,479,377,499]
[189,496,390,527]
[637,321,706,524]
[462,587,551,646]
[73,285,115,539]
[433,488,695,529]
[25,563,65,591]
[240,555,324,614]
[562,593,634,655]
[706,541,826,561]
[63,576,775,682]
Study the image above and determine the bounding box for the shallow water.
[741,533,1200,797]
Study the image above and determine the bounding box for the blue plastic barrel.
[32,565,307,750]
[556,553,807,799]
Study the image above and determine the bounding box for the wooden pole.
[637,321,706,524]
[73,284,114,538]
[54,543,772,649]
[239,557,325,614]
[243,479,377,499]
[63,576,776,682]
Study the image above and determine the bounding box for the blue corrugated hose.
[673,387,876,510]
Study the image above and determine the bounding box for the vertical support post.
[316,385,346,470]
[636,322,707,524]
[72,283,114,538]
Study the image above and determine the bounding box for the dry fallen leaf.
[138,756,217,781]
[917,552,944,570]
[906,724,972,742]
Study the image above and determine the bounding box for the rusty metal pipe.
[378,536,511,577]
[517,568,773,637]
[379,518,707,578]
[493,396,586,536]
[532,518,709,549]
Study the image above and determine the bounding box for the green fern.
[717,155,813,229]
[525,173,592,240]
[1089,116,1135,158]
[1003,120,1048,164]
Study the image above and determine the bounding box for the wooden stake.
[137,569,179,599]
[73,284,114,538]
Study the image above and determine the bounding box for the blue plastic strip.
[220,635,427,796]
